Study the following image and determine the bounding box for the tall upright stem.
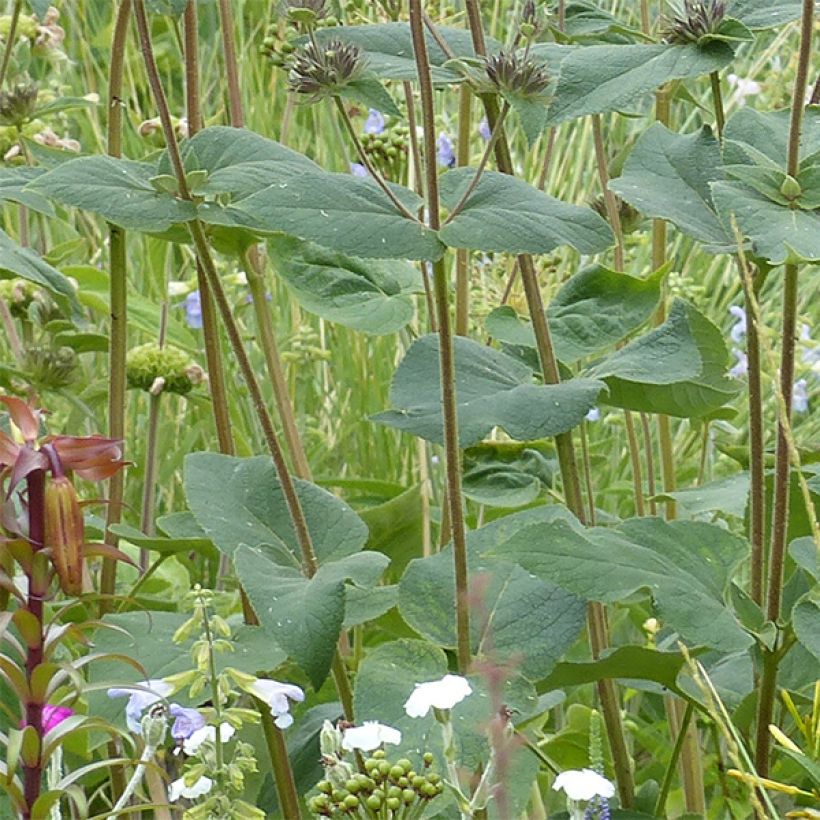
[755,0,814,777]
[216,0,244,126]
[455,85,473,337]
[0,0,22,89]
[409,0,471,674]
[100,0,132,614]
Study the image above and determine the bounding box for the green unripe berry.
[426,773,441,785]
[386,797,401,811]
[421,782,438,798]
[411,776,425,789]
[343,794,359,809]
[364,758,379,772]
[378,761,391,776]
[345,779,360,794]
[331,789,346,802]
[402,788,416,804]
[372,750,386,760]
[397,776,409,788]
[387,786,401,799]
[317,780,333,794]
[389,765,404,780]
[423,752,434,766]
[366,795,382,810]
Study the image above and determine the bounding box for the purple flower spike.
[350,162,368,177]
[184,291,203,329]
[479,118,491,141]
[364,109,385,134]
[437,133,456,168]
[169,704,206,740]
[728,305,746,343]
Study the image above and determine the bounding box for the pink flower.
[21,704,74,733]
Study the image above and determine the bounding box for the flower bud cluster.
[309,750,443,818]
[0,83,38,128]
[360,124,410,180]
[126,343,205,397]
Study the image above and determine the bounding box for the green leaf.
[339,77,401,118]
[711,180,820,264]
[184,453,369,565]
[399,510,586,679]
[723,107,820,168]
[236,546,350,689]
[201,171,442,261]
[0,229,79,306]
[793,593,820,663]
[26,0,51,17]
[790,537,818,581]
[0,167,55,215]
[485,516,753,652]
[546,42,734,126]
[109,522,218,561]
[29,156,195,232]
[610,124,731,249]
[439,169,613,255]
[373,334,604,446]
[727,0,808,28]
[588,299,737,418]
[145,0,188,15]
[266,235,422,335]
[312,23,500,84]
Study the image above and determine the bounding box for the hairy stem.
[654,701,695,817]
[709,71,725,138]
[756,0,814,778]
[409,0,471,674]
[0,0,22,89]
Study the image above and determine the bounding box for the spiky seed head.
[664,0,726,43]
[0,83,38,127]
[484,51,550,98]
[288,39,364,101]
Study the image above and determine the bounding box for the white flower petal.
[552,769,615,801]
[342,721,402,752]
[182,722,235,756]
[404,674,472,718]
[168,775,213,801]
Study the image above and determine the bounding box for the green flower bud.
[386,797,401,811]
[780,174,802,202]
[141,702,168,747]
[126,343,205,396]
[343,794,359,809]
[402,788,416,804]
[366,794,382,810]
[319,719,343,756]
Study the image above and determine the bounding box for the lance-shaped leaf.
[610,123,732,249]
[267,235,423,335]
[28,156,196,232]
[184,453,368,566]
[399,508,586,679]
[588,299,737,417]
[487,264,664,363]
[200,170,443,261]
[235,547,388,688]
[372,334,604,446]
[484,516,753,652]
[439,169,613,255]
[312,23,500,84]
[0,229,79,307]
[546,42,734,126]
[727,0,810,28]
[723,107,820,167]
[793,593,820,663]
[0,167,54,215]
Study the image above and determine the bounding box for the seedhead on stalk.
[484,50,550,99]
[288,39,365,101]
[664,0,726,43]
[0,82,38,128]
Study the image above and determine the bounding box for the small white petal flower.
[182,722,236,756]
[404,674,472,718]
[249,679,305,729]
[552,769,615,802]
[168,775,213,802]
[342,721,402,752]
[585,407,600,422]
[167,280,189,297]
[107,679,173,734]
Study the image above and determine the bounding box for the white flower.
[729,348,748,379]
[585,407,600,422]
[107,679,173,734]
[168,775,213,801]
[404,674,472,718]
[249,679,305,729]
[182,722,236,756]
[792,379,809,413]
[727,74,761,105]
[552,769,615,802]
[167,280,189,297]
[342,721,402,752]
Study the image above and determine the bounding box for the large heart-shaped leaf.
[487,264,664,363]
[184,453,368,566]
[312,23,500,84]
[373,334,604,446]
[610,124,731,249]
[485,516,752,652]
[588,299,737,417]
[29,156,196,232]
[399,508,586,680]
[0,229,79,307]
[545,42,734,126]
[0,167,55,215]
[266,236,423,335]
[439,169,613,255]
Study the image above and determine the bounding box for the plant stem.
[0,0,22,89]
[333,96,420,221]
[455,84,472,337]
[409,0,471,674]
[258,700,302,819]
[139,390,163,544]
[640,412,658,515]
[461,1,634,803]
[709,72,725,138]
[216,0,244,126]
[756,0,815,778]
[100,0,132,622]
[23,468,46,819]
[654,701,695,817]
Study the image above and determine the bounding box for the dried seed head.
[484,51,550,99]
[0,83,38,127]
[288,39,365,101]
[664,0,726,44]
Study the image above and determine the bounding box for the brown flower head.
[288,39,364,101]
[485,51,550,99]
[664,0,726,43]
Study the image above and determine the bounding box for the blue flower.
[364,109,385,135]
[108,679,173,734]
[168,704,206,740]
[478,118,491,141]
[729,348,748,379]
[792,379,809,413]
[729,305,746,343]
[437,132,456,168]
[585,407,600,422]
[184,291,203,329]
[350,162,368,177]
